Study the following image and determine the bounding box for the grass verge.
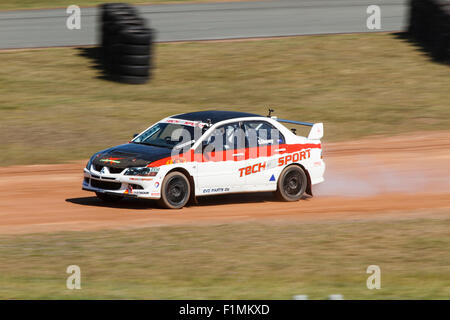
[0,33,449,166]
[0,213,448,299]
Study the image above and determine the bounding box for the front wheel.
[157,172,191,209]
[276,165,308,202]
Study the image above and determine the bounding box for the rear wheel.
[95,192,123,203]
[276,165,307,201]
[158,172,191,209]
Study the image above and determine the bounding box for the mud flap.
[305,170,313,196]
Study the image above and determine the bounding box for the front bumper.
[82,168,162,199]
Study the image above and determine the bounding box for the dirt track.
[1,132,449,234]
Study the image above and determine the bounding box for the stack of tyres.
[408,0,450,62]
[100,3,137,62]
[440,3,450,61]
[99,3,154,84]
[118,27,153,84]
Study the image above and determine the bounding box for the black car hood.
[92,143,172,168]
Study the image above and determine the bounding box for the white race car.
[83,110,325,209]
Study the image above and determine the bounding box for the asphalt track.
[0,0,407,49]
[1,132,449,235]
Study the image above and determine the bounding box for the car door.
[196,121,247,195]
[243,120,286,190]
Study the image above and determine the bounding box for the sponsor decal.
[124,185,133,194]
[278,149,311,166]
[202,187,230,194]
[133,191,149,195]
[154,182,160,188]
[164,118,207,128]
[258,138,274,145]
[239,149,311,177]
[165,158,187,165]
[151,192,160,196]
[129,177,153,181]
[100,157,123,164]
[269,174,276,182]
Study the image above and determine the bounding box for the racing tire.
[115,17,146,28]
[116,75,149,84]
[158,172,191,209]
[120,44,151,55]
[119,27,153,45]
[100,3,135,22]
[108,11,139,23]
[276,165,308,202]
[119,54,150,65]
[104,19,146,39]
[95,192,123,203]
[118,65,150,76]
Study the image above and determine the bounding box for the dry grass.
[0,214,448,299]
[0,33,449,165]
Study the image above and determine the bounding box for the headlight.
[125,167,160,176]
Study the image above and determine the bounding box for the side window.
[244,121,285,148]
[204,122,245,151]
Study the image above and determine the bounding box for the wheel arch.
[166,167,197,204]
[280,163,313,196]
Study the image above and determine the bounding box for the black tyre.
[119,54,150,65]
[158,172,191,209]
[120,44,151,55]
[105,44,121,71]
[101,7,137,26]
[119,27,153,45]
[108,10,139,22]
[105,19,146,37]
[101,3,133,12]
[116,75,149,84]
[276,165,308,202]
[119,65,150,76]
[118,17,146,26]
[95,192,123,203]
[100,3,134,20]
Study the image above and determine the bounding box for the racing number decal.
[238,149,311,177]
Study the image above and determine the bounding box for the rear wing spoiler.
[276,119,323,140]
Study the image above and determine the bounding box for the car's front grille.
[91,179,122,190]
[109,167,125,174]
[93,164,124,174]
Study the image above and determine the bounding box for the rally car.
[82,110,325,209]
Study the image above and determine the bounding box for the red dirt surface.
[0,132,449,234]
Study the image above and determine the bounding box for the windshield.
[133,122,198,149]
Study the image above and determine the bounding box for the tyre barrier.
[408,0,450,63]
[99,3,154,84]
